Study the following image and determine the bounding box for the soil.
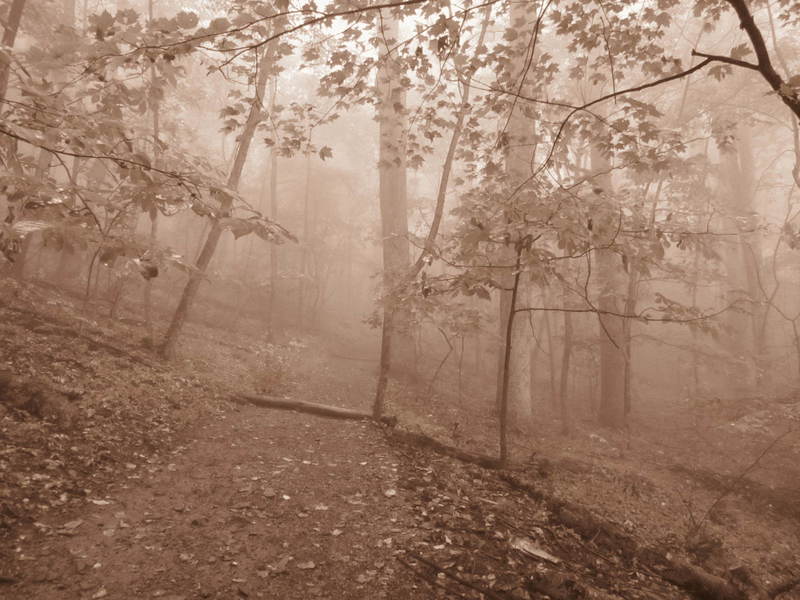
[1,279,799,600]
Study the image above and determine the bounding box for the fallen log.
[661,561,749,600]
[233,394,375,421]
[386,429,502,469]
[499,472,764,600]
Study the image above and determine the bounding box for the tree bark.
[160,37,279,357]
[144,0,160,343]
[265,78,279,339]
[591,146,627,429]
[498,245,523,465]
[719,122,760,391]
[234,394,374,421]
[298,150,312,328]
[372,11,410,416]
[0,0,26,101]
[494,0,535,436]
[722,0,800,121]
[559,304,573,435]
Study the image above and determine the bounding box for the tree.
[373,10,411,418]
[0,0,26,101]
[160,18,287,357]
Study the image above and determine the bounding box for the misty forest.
[0,0,799,597]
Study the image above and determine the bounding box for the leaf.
[708,64,732,81]
[175,11,198,29]
[318,146,333,161]
[474,287,491,301]
[510,536,561,564]
[218,217,255,239]
[729,43,752,61]
[270,555,292,574]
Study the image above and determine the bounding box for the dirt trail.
[2,367,421,600]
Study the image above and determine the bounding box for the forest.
[0,0,799,597]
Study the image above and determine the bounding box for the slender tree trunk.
[160,38,279,357]
[559,307,573,435]
[542,305,557,408]
[371,6,492,416]
[372,12,410,417]
[298,150,312,328]
[498,245,523,465]
[621,267,639,415]
[719,121,760,390]
[12,149,49,280]
[591,146,627,429]
[268,149,279,336]
[0,0,26,101]
[144,3,160,342]
[495,0,534,433]
[2,0,28,275]
[267,79,279,339]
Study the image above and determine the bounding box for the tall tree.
[719,121,761,390]
[143,0,160,344]
[373,10,410,418]
[0,0,25,101]
[591,146,628,429]
[267,78,280,340]
[160,31,281,357]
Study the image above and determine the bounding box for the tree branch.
[690,49,759,71]
[723,0,800,120]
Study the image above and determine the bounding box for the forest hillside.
[1,278,798,600]
[2,0,800,597]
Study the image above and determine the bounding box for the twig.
[397,557,472,599]
[689,428,795,538]
[405,550,509,600]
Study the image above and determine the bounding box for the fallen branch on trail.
[403,551,508,600]
[386,429,502,469]
[234,395,499,467]
[499,472,799,600]
[233,394,375,421]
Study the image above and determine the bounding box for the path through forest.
[2,359,421,600]
[2,282,799,600]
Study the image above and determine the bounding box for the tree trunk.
[371,5,492,417]
[372,12,410,417]
[498,245,524,465]
[559,307,573,435]
[494,0,535,436]
[719,122,760,391]
[0,0,26,101]
[144,5,160,343]
[12,149,49,280]
[262,78,279,339]
[298,150,312,328]
[160,38,279,357]
[591,146,627,429]
[542,302,557,408]
[621,268,638,416]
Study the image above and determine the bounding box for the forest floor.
[1,278,799,599]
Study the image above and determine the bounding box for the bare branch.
[690,49,759,71]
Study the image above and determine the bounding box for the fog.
[1,0,799,596]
